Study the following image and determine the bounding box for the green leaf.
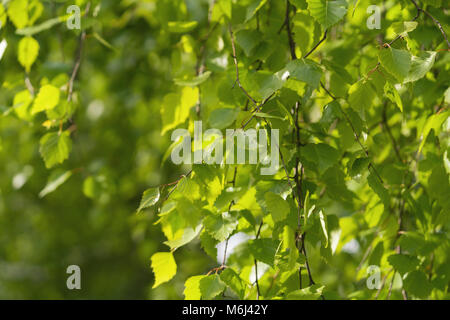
[367,172,390,207]
[161,87,198,135]
[164,224,203,250]
[137,187,160,213]
[348,79,376,114]
[285,59,323,89]
[418,110,449,153]
[391,21,418,37]
[209,108,238,129]
[167,21,198,33]
[264,191,290,222]
[200,231,218,259]
[204,212,238,242]
[245,0,268,22]
[249,70,285,100]
[199,274,226,299]
[387,254,420,276]
[286,284,325,300]
[39,170,73,198]
[378,48,411,82]
[39,131,72,168]
[150,252,177,288]
[290,0,308,9]
[384,82,403,112]
[184,275,205,300]
[248,238,279,266]
[174,71,212,86]
[403,270,432,299]
[235,29,261,56]
[11,89,33,120]
[211,0,232,22]
[220,268,245,299]
[404,51,436,83]
[0,4,6,30]
[32,85,60,114]
[306,0,348,29]
[18,36,39,72]
[349,157,370,177]
[302,143,339,174]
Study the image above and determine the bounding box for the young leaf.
[220,268,246,299]
[404,51,436,83]
[285,59,323,89]
[391,21,418,37]
[39,131,72,168]
[387,254,420,276]
[164,224,203,250]
[204,212,238,242]
[384,82,403,112]
[137,187,160,213]
[184,275,205,300]
[378,48,411,82]
[306,0,347,29]
[348,79,376,114]
[199,274,226,299]
[32,85,60,114]
[248,238,279,266]
[18,36,39,72]
[167,21,198,33]
[264,191,290,222]
[367,172,390,207]
[286,284,325,300]
[302,143,339,174]
[150,252,177,288]
[403,270,432,299]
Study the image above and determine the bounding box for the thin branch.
[254,221,263,300]
[67,2,91,103]
[409,0,450,49]
[320,82,384,184]
[229,25,276,129]
[240,93,276,129]
[285,0,297,59]
[301,234,316,286]
[303,30,328,59]
[229,25,257,106]
[421,8,450,49]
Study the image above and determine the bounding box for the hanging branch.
[228,24,275,129]
[285,0,297,59]
[67,2,91,103]
[283,0,317,289]
[195,1,219,117]
[410,0,450,49]
[303,30,328,59]
[222,167,237,268]
[382,103,403,163]
[320,82,385,184]
[367,0,449,78]
[229,25,258,106]
[254,221,263,300]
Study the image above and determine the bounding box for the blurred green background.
[0,0,217,299]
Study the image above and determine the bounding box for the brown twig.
[67,2,91,103]
[303,30,328,59]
